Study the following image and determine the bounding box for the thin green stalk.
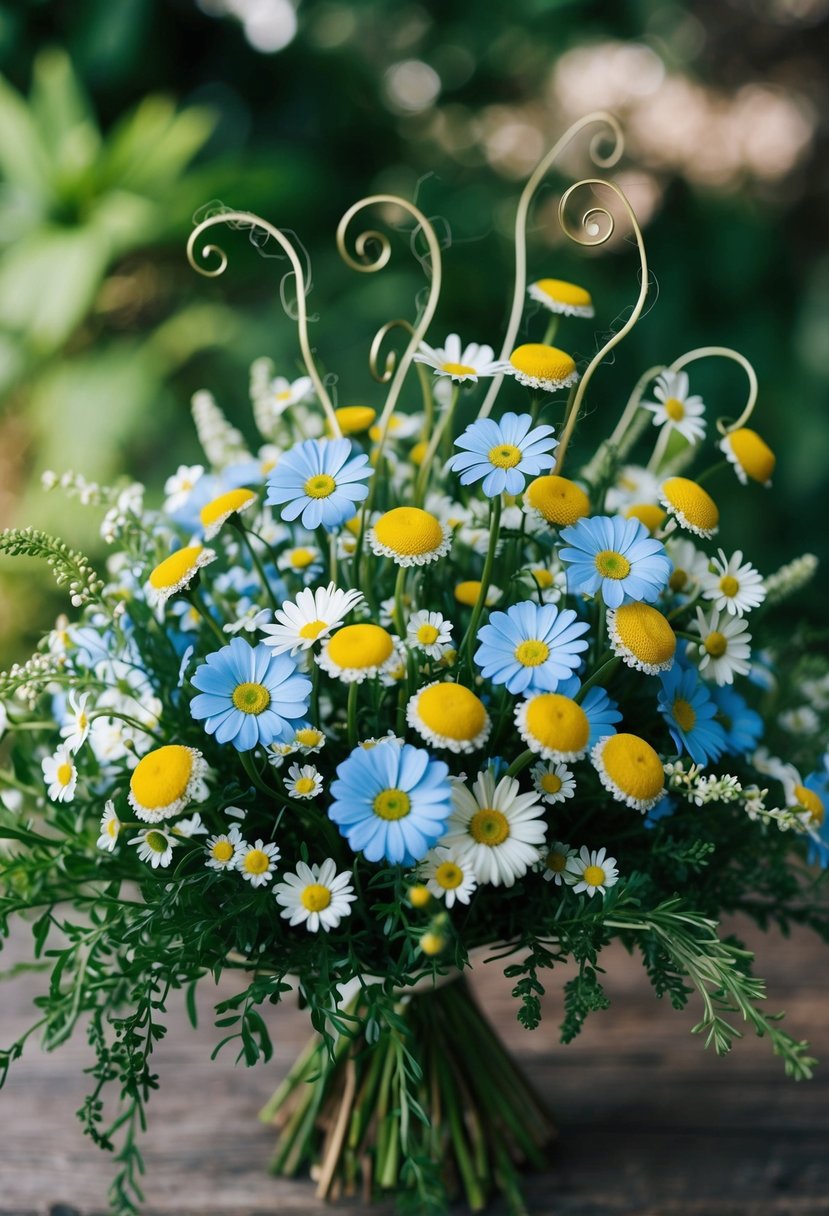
[505,748,534,779]
[346,682,359,749]
[696,458,728,486]
[239,750,275,799]
[185,588,227,646]
[393,564,408,638]
[231,519,278,611]
[575,653,619,702]
[541,314,559,346]
[461,495,502,670]
[414,386,459,506]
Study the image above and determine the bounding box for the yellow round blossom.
[508,343,579,392]
[525,475,590,526]
[515,693,590,762]
[454,580,501,608]
[335,405,377,435]
[368,506,452,567]
[661,477,719,539]
[607,602,676,675]
[199,488,257,539]
[318,623,397,683]
[528,278,594,317]
[128,745,206,822]
[147,545,216,606]
[720,427,775,486]
[625,503,667,535]
[592,733,665,812]
[407,681,491,754]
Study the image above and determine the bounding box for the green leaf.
[0,227,109,351]
[0,72,52,196]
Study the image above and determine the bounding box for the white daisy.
[276,545,324,581]
[531,761,576,805]
[420,846,477,908]
[778,706,820,735]
[273,859,356,932]
[163,464,204,513]
[265,374,314,416]
[172,812,208,838]
[261,583,365,654]
[564,845,619,897]
[286,763,323,800]
[665,537,710,596]
[129,828,178,869]
[407,610,454,659]
[700,550,766,617]
[96,800,121,853]
[60,690,92,753]
[223,605,272,635]
[605,465,662,513]
[692,607,752,686]
[236,838,281,887]
[369,412,423,441]
[204,825,244,871]
[441,771,547,887]
[42,744,77,803]
[292,725,326,754]
[643,370,706,444]
[267,741,297,768]
[540,840,576,885]
[413,333,508,383]
[520,565,567,605]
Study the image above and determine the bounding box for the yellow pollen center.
[705,631,728,658]
[146,831,168,853]
[304,473,336,499]
[719,575,740,598]
[514,639,550,667]
[327,623,394,670]
[488,444,522,469]
[583,864,606,887]
[299,619,328,640]
[595,549,631,580]
[534,278,592,307]
[509,342,576,383]
[417,624,440,645]
[531,569,554,588]
[672,697,697,733]
[794,784,824,825]
[373,507,445,556]
[78,712,88,729]
[243,849,270,875]
[441,361,478,376]
[57,763,74,785]
[526,475,590,526]
[199,488,256,528]
[663,477,719,532]
[435,861,463,889]
[669,569,688,592]
[469,808,510,846]
[295,728,323,747]
[728,428,775,484]
[293,776,317,795]
[601,734,664,802]
[664,397,685,421]
[301,883,332,911]
[149,545,203,590]
[289,548,317,569]
[212,840,234,862]
[106,819,119,838]
[525,694,589,754]
[130,745,194,810]
[546,849,568,872]
[232,682,271,714]
[613,602,676,667]
[417,683,487,742]
[335,405,376,435]
[541,773,562,795]
[373,788,411,820]
[276,390,292,401]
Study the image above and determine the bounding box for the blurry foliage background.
[1,0,827,663]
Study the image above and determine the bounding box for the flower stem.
[393,565,408,637]
[575,653,619,702]
[346,682,359,749]
[185,588,226,646]
[232,519,278,611]
[461,495,501,670]
[506,748,535,779]
[414,386,458,506]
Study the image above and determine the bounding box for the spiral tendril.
[369,319,416,384]
[668,347,759,435]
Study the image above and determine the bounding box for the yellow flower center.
[301,883,332,911]
[794,784,824,826]
[293,776,317,796]
[146,831,168,853]
[533,278,592,307]
[704,631,728,658]
[595,549,631,580]
[335,405,376,435]
[434,861,463,889]
[276,389,292,401]
[106,818,119,838]
[212,840,235,862]
[672,697,697,733]
[455,580,483,606]
[441,361,478,376]
[149,545,204,590]
[525,694,589,754]
[600,733,664,802]
[719,575,740,598]
[509,342,576,382]
[546,848,568,872]
[488,444,522,469]
[57,763,74,786]
[304,473,337,499]
[662,477,719,533]
[613,602,676,667]
[408,884,431,907]
[199,488,256,528]
[295,728,323,747]
[410,440,428,466]
[625,504,667,535]
[417,683,487,742]
[299,619,328,640]
[327,623,394,671]
[583,864,606,887]
[232,682,271,714]
[243,849,271,875]
[417,623,440,645]
[669,568,688,592]
[373,788,411,820]
[130,745,194,810]
[420,931,445,956]
[526,475,590,526]
[469,808,510,846]
[663,397,685,421]
[514,639,550,667]
[288,547,318,569]
[531,568,554,589]
[373,507,445,556]
[541,772,563,795]
[727,428,775,484]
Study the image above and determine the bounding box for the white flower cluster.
[764,553,818,605]
[191,389,250,468]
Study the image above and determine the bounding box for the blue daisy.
[445,412,558,497]
[265,438,372,530]
[190,638,312,751]
[559,515,672,609]
[708,685,764,757]
[475,600,590,695]
[657,664,727,766]
[329,740,453,865]
[582,686,623,745]
[805,763,829,868]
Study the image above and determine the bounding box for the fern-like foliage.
[0,527,104,607]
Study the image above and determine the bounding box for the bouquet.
[2,112,828,1216]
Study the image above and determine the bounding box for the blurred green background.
[1,0,827,663]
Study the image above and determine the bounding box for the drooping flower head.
[446,413,559,498]
[524,474,590,527]
[592,733,665,812]
[407,680,491,754]
[199,487,257,540]
[515,687,620,761]
[528,278,594,318]
[475,600,590,695]
[317,623,400,683]
[720,427,775,486]
[265,437,372,530]
[660,477,719,539]
[507,343,579,392]
[607,602,676,675]
[147,544,217,608]
[329,740,453,865]
[657,663,728,767]
[559,515,672,608]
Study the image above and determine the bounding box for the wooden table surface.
[1,915,827,1216]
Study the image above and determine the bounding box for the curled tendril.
[478,110,624,419]
[552,177,649,475]
[187,211,340,436]
[668,346,759,435]
[336,195,442,440]
[369,319,415,384]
